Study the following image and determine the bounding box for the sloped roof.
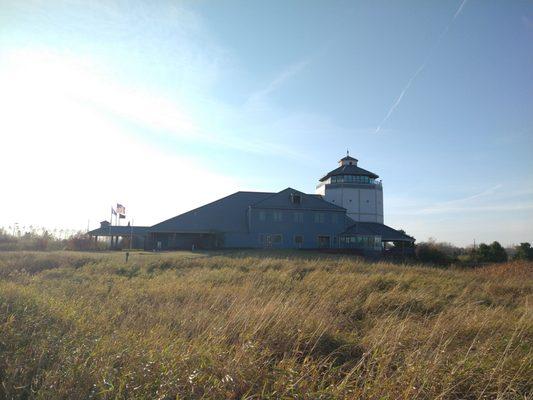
[150,191,273,233]
[251,187,345,211]
[339,155,358,162]
[342,221,415,242]
[88,226,150,236]
[150,188,346,234]
[319,164,379,181]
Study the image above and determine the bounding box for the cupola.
[339,151,358,166]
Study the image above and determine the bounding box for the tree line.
[0,228,104,251]
[414,238,533,266]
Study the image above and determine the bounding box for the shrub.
[415,242,453,266]
[65,233,98,251]
[476,241,508,263]
[513,242,533,261]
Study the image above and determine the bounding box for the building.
[316,155,383,223]
[88,155,414,254]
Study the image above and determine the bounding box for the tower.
[316,154,384,223]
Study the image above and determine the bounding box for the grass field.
[0,251,531,399]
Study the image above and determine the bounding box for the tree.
[416,242,453,266]
[513,242,533,261]
[476,241,507,263]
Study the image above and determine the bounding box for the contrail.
[375,0,468,134]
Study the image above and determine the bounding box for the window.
[272,234,282,244]
[293,212,304,223]
[291,194,301,204]
[331,175,375,184]
[331,214,338,223]
[294,235,303,244]
[259,211,266,221]
[317,236,330,248]
[314,213,325,223]
[272,211,282,221]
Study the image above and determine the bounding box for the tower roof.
[320,155,379,182]
[339,155,358,163]
[319,164,379,181]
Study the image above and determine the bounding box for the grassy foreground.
[0,251,531,399]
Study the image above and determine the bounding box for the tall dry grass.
[0,251,531,399]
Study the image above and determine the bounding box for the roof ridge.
[251,187,346,210]
[151,191,244,228]
[236,190,275,194]
[250,187,294,207]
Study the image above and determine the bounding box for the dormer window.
[291,194,301,204]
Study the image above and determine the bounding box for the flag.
[116,204,126,215]
[111,207,117,216]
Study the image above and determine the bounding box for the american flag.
[116,204,126,215]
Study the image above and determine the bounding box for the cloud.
[388,185,533,216]
[375,0,469,134]
[245,59,309,107]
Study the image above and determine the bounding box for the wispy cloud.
[375,0,468,134]
[389,185,533,216]
[245,59,309,107]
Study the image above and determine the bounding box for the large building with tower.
[88,155,414,254]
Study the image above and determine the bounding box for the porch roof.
[88,226,150,237]
[342,222,415,242]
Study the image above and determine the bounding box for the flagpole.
[109,206,112,249]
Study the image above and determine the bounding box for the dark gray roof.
[339,155,358,162]
[88,226,150,236]
[319,164,379,182]
[150,191,273,233]
[150,188,345,234]
[342,221,415,242]
[251,188,345,211]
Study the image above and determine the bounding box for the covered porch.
[149,231,222,250]
[88,221,150,250]
[340,222,415,255]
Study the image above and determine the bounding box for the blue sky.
[1,0,532,245]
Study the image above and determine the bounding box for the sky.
[0,0,532,246]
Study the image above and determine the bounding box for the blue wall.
[248,208,346,249]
